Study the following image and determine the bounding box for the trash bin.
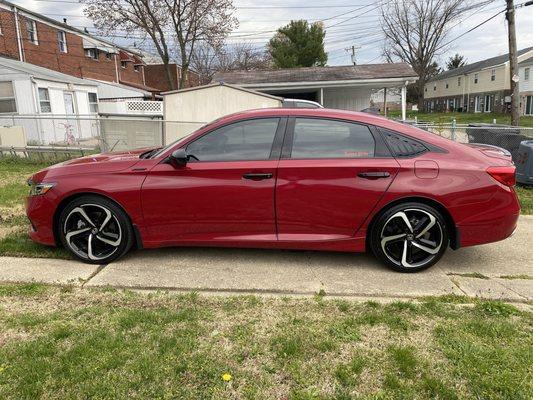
[466,123,526,162]
[516,140,533,186]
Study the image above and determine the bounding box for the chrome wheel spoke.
[96,233,121,247]
[381,233,406,248]
[70,206,96,227]
[87,233,97,260]
[412,240,441,255]
[65,227,91,243]
[390,211,413,232]
[401,240,415,268]
[415,213,436,238]
[99,208,112,231]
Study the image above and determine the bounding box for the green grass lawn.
[0,283,531,399]
[386,111,533,127]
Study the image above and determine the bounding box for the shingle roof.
[0,56,97,86]
[428,47,533,82]
[213,63,417,85]
[519,56,533,66]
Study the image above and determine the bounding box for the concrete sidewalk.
[1,216,532,302]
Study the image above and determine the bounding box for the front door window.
[187,118,280,162]
[484,95,492,112]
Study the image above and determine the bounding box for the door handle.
[242,173,273,181]
[357,171,391,179]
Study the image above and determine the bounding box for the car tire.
[58,195,134,264]
[370,202,448,272]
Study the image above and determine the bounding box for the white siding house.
[519,57,533,115]
[0,56,99,145]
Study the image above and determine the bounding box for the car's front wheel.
[58,195,133,264]
[370,202,448,272]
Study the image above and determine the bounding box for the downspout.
[30,77,43,144]
[13,5,24,61]
[141,65,146,86]
[114,54,119,83]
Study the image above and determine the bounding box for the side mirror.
[169,148,188,168]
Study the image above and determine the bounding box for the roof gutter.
[236,76,419,90]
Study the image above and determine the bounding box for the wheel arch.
[52,192,141,249]
[366,196,459,251]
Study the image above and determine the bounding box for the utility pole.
[506,0,519,126]
[346,45,360,66]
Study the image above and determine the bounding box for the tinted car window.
[187,118,279,161]
[291,118,375,159]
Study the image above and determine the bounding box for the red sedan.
[26,108,520,272]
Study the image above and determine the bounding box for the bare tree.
[83,0,237,90]
[381,0,487,108]
[191,42,271,84]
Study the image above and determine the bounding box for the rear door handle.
[357,171,391,179]
[243,173,273,181]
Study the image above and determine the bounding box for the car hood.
[30,148,154,182]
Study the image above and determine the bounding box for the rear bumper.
[25,195,56,246]
[455,186,520,248]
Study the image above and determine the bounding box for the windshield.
[149,118,223,159]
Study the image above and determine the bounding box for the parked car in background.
[26,108,520,272]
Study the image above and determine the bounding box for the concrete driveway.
[1,216,532,302]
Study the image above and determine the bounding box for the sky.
[10,0,533,68]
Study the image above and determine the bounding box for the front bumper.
[25,194,57,246]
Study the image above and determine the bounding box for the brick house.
[423,47,533,114]
[0,0,197,94]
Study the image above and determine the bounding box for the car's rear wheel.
[58,195,133,264]
[370,202,448,272]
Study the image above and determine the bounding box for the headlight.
[28,181,55,196]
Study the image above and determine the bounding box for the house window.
[105,53,112,60]
[0,81,17,113]
[424,87,427,92]
[474,73,478,84]
[134,65,140,72]
[445,82,449,89]
[433,84,436,91]
[525,67,530,81]
[491,69,496,81]
[526,96,533,115]
[88,92,98,113]
[38,88,51,113]
[120,61,127,68]
[57,31,67,53]
[458,77,461,86]
[26,19,38,44]
[85,48,98,60]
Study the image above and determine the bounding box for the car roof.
[218,108,455,149]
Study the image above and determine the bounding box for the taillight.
[486,166,516,187]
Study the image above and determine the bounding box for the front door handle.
[357,171,391,179]
[243,173,273,181]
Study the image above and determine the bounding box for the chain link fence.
[408,120,533,163]
[0,114,205,157]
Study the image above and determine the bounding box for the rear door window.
[290,118,375,159]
